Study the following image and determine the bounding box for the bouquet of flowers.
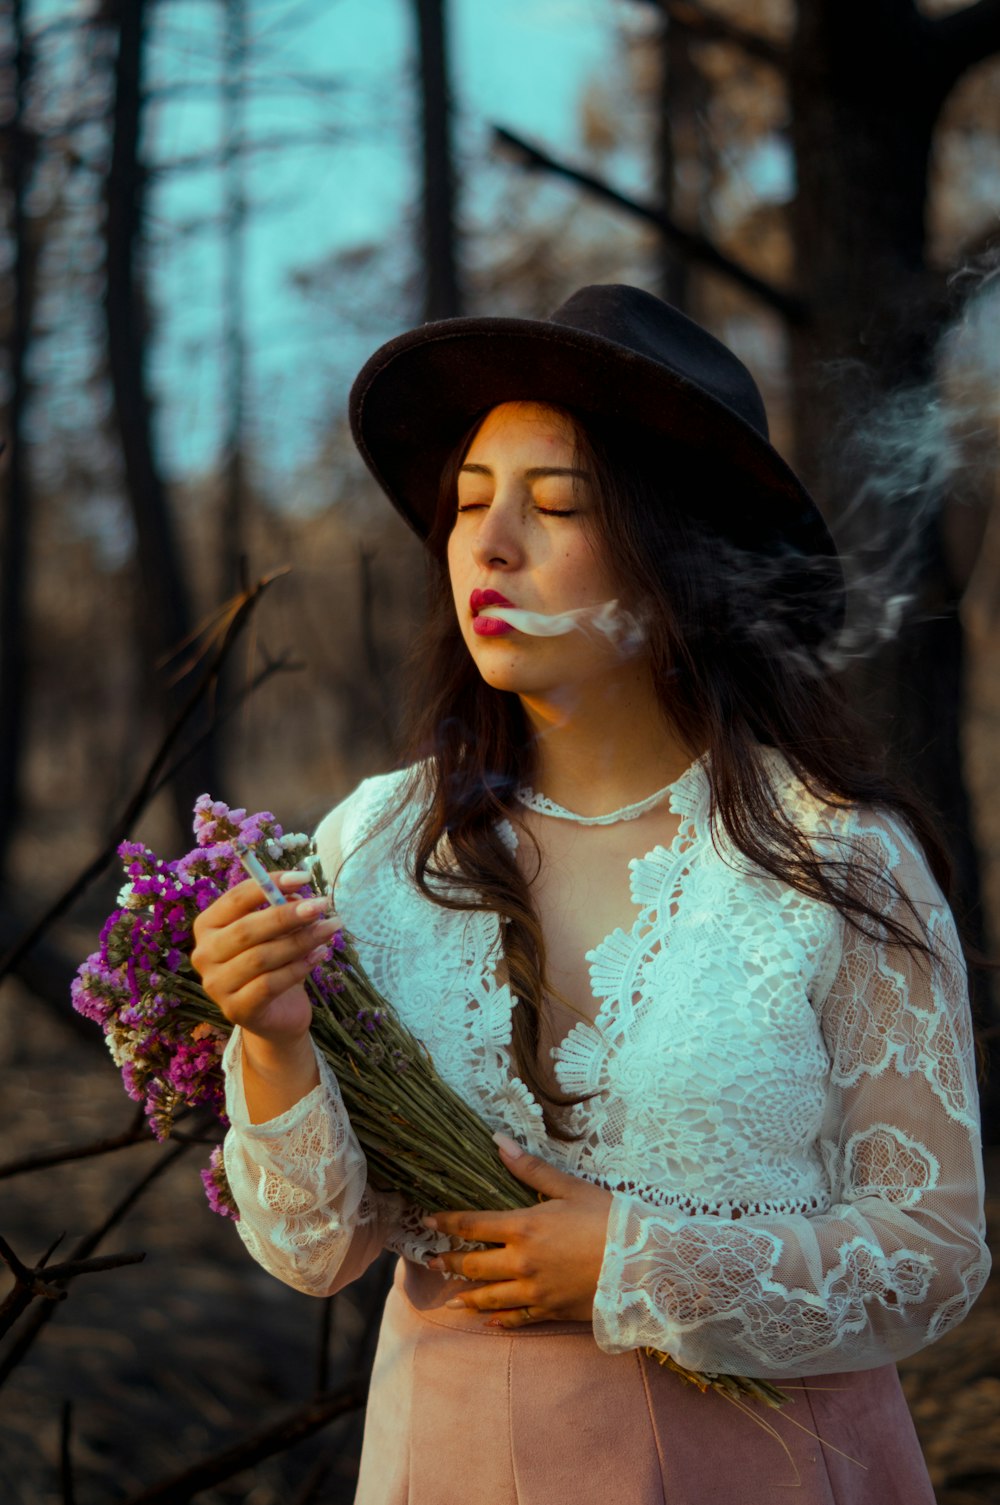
[73,795,785,1410]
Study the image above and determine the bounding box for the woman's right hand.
[191,873,339,1119]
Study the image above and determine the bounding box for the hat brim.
[349,315,842,597]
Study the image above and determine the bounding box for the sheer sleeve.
[221,1030,450,1296]
[218,782,453,1298]
[592,809,991,1376]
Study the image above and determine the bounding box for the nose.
[469,494,525,571]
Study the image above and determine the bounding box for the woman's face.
[446,402,627,701]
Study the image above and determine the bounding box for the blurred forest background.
[2,0,1000,1501]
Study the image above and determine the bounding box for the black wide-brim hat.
[349,283,844,632]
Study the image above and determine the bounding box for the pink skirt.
[353,1258,935,1505]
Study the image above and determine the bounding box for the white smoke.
[820,257,1000,670]
[484,599,647,653]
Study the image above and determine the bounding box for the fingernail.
[277,871,310,886]
[296,898,328,919]
[306,945,328,965]
[422,1215,438,1231]
[445,1298,466,1310]
[492,1132,523,1159]
[426,1256,444,1272]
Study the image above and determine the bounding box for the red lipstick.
[470,588,515,636]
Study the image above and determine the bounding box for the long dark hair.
[386,405,954,1137]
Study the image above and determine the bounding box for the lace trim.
[578,1169,830,1221]
[515,780,676,825]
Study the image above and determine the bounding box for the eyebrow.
[458,464,591,481]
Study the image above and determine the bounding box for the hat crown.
[547,284,770,442]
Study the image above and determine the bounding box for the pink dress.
[354,1259,935,1505]
[220,760,989,1503]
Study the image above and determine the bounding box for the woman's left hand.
[422,1134,613,1329]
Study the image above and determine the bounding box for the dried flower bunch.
[72,797,536,1221]
[72,796,785,1410]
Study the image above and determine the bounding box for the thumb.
[492,1132,576,1198]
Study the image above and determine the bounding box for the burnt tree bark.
[0,0,36,883]
[653,19,698,310]
[413,0,463,320]
[786,0,1000,935]
[104,0,219,830]
[513,0,1000,1122]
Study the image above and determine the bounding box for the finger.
[428,1248,518,1282]
[492,1134,580,1200]
[445,1281,534,1314]
[423,1210,526,1244]
[203,895,335,966]
[215,919,341,990]
[227,955,324,1017]
[485,1307,549,1330]
[200,877,333,932]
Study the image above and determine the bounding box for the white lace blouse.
[220,753,990,1378]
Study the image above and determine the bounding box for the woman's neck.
[519,672,696,819]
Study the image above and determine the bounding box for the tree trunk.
[787,0,947,481]
[0,0,35,883]
[787,0,997,1126]
[104,0,219,830]
[413,0,462,320]
[219,0,247,605]
[654,16,698,311]
[786,0,977,885]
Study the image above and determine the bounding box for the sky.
[144,0,630,483]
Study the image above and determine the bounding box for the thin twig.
[0,572,288,985]
[42,1251,146,1281]
[0,1142,188,1388]
[0,1125,153,1180]
[314,1297,335,1395]
[152,650,303,799]
[630,0,788,68]
[0,1104,219,1180]
[291,1457,332,1505]
[60,1399,76,1505]
[116,1382,370,1505]
[492,124,806,324]
[0,1234,145,1338]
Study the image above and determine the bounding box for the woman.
[193,286,990,1504]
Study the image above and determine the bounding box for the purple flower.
[200,1145,240,1220]
[77,794,327,1168]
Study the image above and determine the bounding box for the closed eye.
[455,502,579,516]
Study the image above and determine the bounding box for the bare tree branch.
[0,1104,221,1181]
[0,914,93,1041]
[60,1399,76,1505]
[117,1383,369,1505]
[152,131,347,177]
[0,1232,145,1337]
[626,0,788,68]
[292,1458,333,1505]
[314,1296,335,1394]
[928,0,1000,85]
[0,1142,188,1387]
[0,572,289,988]
[0,1123,150,1181]
[492,126,806,324]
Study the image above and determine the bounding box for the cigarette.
[234,840,288,907]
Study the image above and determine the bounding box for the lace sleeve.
[221,1029,453,1295]
[591,810,991,1376]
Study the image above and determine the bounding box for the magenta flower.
[72,796,317,1217]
